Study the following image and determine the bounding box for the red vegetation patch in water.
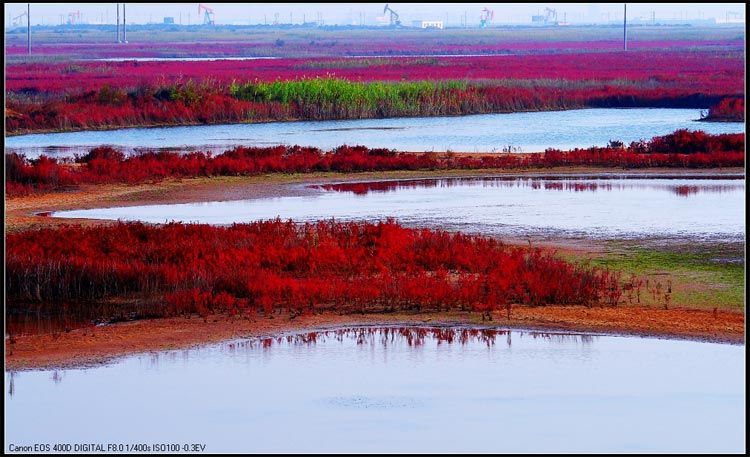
[5,130,744,197]
[5,220,622,322]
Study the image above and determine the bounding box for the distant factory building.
[163,17,175,24]
[411,20,443,29]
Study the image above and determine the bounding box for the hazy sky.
[5,3,746,26]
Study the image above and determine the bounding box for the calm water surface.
[6,109,744,159]
[5,327,744,453]
[54,177,746,241]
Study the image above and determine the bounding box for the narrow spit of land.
[5,167,745,370]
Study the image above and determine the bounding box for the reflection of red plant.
[6,131,744,197]
[324,179,741,197]
[6,220,619,321]
[673,185,699,197]
[250,327,595,349]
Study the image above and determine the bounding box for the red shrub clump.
[635,129,744,153]
[6,220,620,321]
[702,97,744,122]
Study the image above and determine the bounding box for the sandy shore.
[5,167,745,370]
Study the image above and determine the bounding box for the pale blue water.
[5,327,745,453]
[6,108,744,159]
[54,177,746,241]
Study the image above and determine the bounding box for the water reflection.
[669,184,741,197]
[246,327,594,349]
[50,371,64,384]
[113,327,595,376]
[316,176,745,197]
[7,372,15,397]
[6,327,597,394]
[53,177,745,241]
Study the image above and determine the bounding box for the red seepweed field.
[7,50,744,92]
[6,40,744,133]
[5,219,622,323]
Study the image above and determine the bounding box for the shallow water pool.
[53,176,746,242]
[5,327,744,452]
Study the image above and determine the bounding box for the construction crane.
[480,7,494,28]
[383,4,401,27]
[12,10,28,27]
[67,10,81,25]
[544,7,557,24]
[198,4,215,25]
